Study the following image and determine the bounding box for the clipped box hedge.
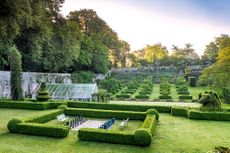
[11,123,69,138]
[24,109,64,123]
[179,95,193,100]
[68,102,172,113]
[78,110,159,146]
[7,109,69,138]
[188,110,230,121]
[65,108,146,120]
[0,100,67,110]
[171,107,188,117]
[78,128,136,145]
[139,91,151,95]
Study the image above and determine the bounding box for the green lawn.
[0,108,230,153]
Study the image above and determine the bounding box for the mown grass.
[0,108,230,153]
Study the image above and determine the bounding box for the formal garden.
[1,1,230,152]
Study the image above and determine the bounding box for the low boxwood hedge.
[177,91,190,95]
[141,114,157,135]
[65,108,146,120]
[188,110,230,121]
[12,123,69,138]
[139,91,151,95]
[78,128,135,145]
[7,109,69,138]
[179,95,193,100]
[171,107,188,117]
[24,109,64,123]
[68,102,172,113]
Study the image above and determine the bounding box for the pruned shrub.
[36,82,50,102]
[57,104,68,110]
[7,118,23,132]
[159,95,172,99]
[134,128,152,146]
[146,109,159,120]
[198,92,221,111]
[116,94,130,98]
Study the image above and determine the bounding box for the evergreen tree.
[9,46,23,100]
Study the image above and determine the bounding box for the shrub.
[68,102,172,113]
[48,101,68,109]
[159,95,172,99]
[188,110,230,121]
[171,107,188,117]
[36,82,50,102]
[65,108,146,120]
[179,95,193,100]
[57,104,68,110]
[134,128,152,146]
[16,123,69,138]
[78,128,135,145]
[146,109,159,120]
[135,95,149,99]
[7,118,23,132]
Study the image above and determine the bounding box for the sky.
[60,0,230,56]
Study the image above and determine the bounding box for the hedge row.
[141,114,157,136]
[68,102,171,113]
[0,100,67,110]
[78,128,136,145]
[24,109,64,123]
[171,107,188,117]
[188,110,230,121]
[7,109,69,138]
[9,122,69,138]
[65,108,147,120]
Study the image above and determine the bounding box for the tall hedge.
[9,46,23,100]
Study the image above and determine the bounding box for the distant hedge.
[0,100,67,110]
[68,102,171,113]
[188,110,230,121]
[179,95,193,100]
[159,95,172,99]
[116,94,130,98]
[135,95,149,99]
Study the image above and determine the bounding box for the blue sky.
[61,0,230,56]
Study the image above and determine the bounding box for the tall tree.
[9,46,23,100]
[144,43,168,64]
